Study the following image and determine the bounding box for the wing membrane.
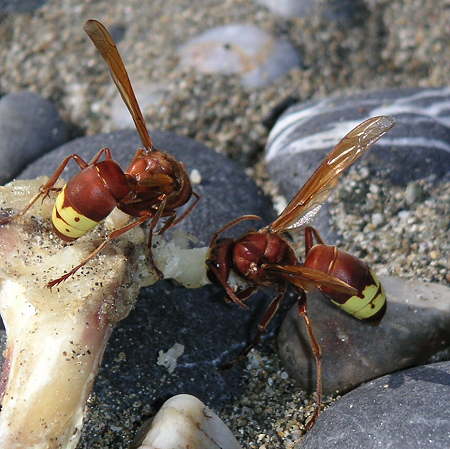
[84,19,154,152]
[265,264,359,296]
[269,116,395,233]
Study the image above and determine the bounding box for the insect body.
[50,150,130,241]
[0,20,198,287]
[270,225,387,322]
[303,226,386,321]
[206,115,395,429]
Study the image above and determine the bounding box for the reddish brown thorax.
[118,150,192,217]
[231,231,297,284]
[126,150,175,181]
[304,244,371,303]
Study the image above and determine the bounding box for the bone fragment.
[0,178,209,449]
[137,394,242,449]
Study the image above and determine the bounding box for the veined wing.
[84,19,154,152]
[264,264,359,296]
[269,116,395,233]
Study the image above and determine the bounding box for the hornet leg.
[297,289,323,431]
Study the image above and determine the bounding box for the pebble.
[264,88,450,284]
[278,275,450,395]
[405,181,424,205]
[178,24,301,88]
[189,168,202,185]
[0,0,47,13]
[329,168,449,284]
[371,212,384,226]
[137,394,242,449]
[265,87,450,187]
[255,0,317,18]
[256,0,368,25]
[0,92,69,184]
[299,361,450,449]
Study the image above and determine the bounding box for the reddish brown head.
[206,238,234,285]
[118,149,192,217]
[207,230,298,289]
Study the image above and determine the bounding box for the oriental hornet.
[0,19,199,287]
[206,115,394,429]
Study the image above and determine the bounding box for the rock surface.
[265,87,450,188]
[255,0,368,24]
[0,1,448,448]
[0,92,69,184]
[278,275,450,395]
[264,87,450,244]
[299,361,450,449]
[255,0,317,18]
[0,0,46,12]
[178,24,301,88]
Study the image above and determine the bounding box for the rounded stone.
[278,275,450,395]
[19,129,274,245]
[178,24,301,88]
[111,83,168,130]
[264,87,450,242]
[255,0,318,18]
[255,0,368,24]
[0,91,69,184]
[0,0,47,12]
[300,361,450,449]
[265,87,450,188]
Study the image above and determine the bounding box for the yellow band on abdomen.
[332,271,386,320]
[51,186,98,239]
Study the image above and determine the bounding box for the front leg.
[47,213,151,288]
[146,196,169,280]
[220,283,287,369]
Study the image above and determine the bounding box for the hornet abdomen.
[305,244,386,321]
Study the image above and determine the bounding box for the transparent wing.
[269,116,395,233]
[84,19,154,152]
[265,264,359,295]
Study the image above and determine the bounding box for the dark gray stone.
[264,87,450,243]
[78,282,286,448]
[321,0,369,26]
[265,86,450,188]
[256,0,368,25]
[299,361,450,449]
[18,130,285,447]
[278,275,450,395]
[0,92,69,184]
[0,0,46,12]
